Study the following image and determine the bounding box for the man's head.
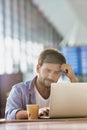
[38,48,66,66]
[36,48,66,89]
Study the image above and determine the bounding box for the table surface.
[1,118,87,130]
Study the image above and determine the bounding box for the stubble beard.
[39,78,51,89]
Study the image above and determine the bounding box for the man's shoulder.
[12,76,37,91]
[13,80,31,89]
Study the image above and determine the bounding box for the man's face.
[36,63,62,88]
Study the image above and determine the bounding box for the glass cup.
[26,104,39,120]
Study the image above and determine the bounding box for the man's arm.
[5,84,29,120]
[61,64,77,82]
[16,110,28,119]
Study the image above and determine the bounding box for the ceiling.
[33,0,87,46]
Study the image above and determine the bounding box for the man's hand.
[61,64,77,82]
[39,107,50,117]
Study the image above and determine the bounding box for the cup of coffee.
[26,104,39,120]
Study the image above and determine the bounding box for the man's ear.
[36,64,41,73]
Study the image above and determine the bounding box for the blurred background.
[0,0,87,118]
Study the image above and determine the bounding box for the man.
[5,48,77,120]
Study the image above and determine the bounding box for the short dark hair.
[38,48,66,66]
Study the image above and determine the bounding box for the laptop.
[49,82,87,119]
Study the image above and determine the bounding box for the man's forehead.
[43,62,61,66]
[42,63,61,69]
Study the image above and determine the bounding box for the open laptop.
[49,82,87,119]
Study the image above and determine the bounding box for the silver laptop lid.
[49,82,87,118]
